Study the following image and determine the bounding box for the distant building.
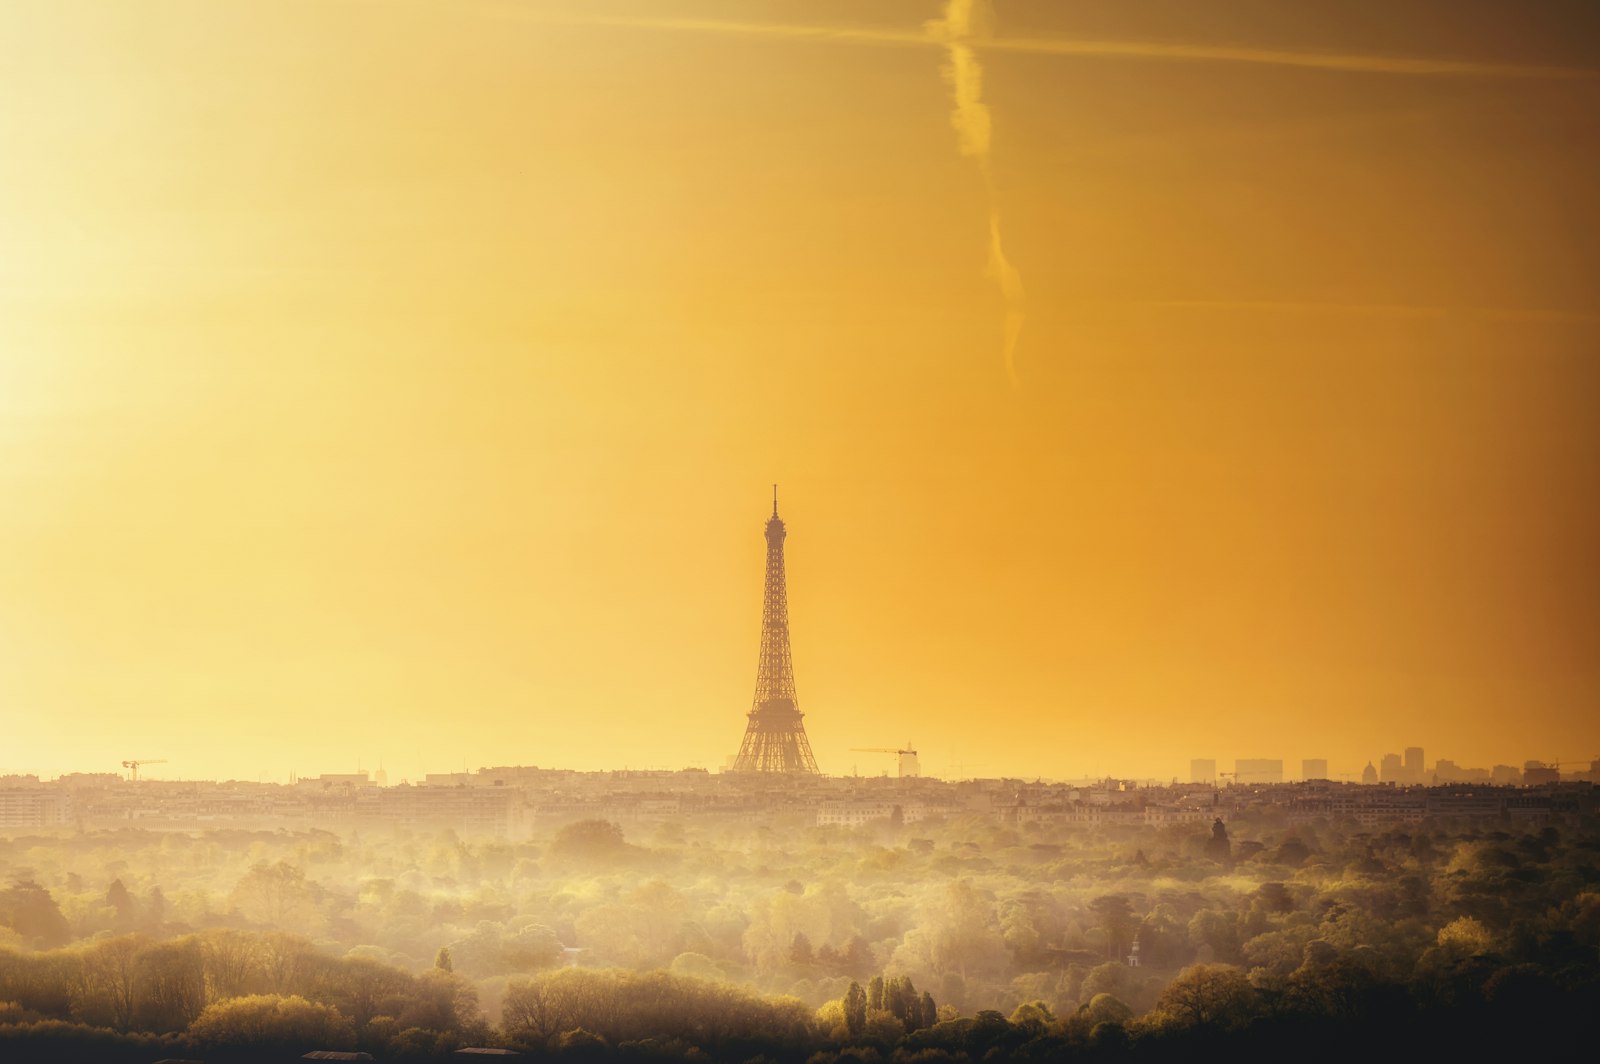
[1289,783,1426,826]
[57,773,122,788]
[1380,753,1403,783]
[0,788,71,831]
[1301,759,1328,781]
[1434,759,1492,784]
[1427,788,1504,818]
[1492,764,1522,785]
[297,772,372,791]
[1522,761,1559,786]
[897,749,922,778]
[816,800,923,828]
[1404,747,1424,783]
[1361,762,1378,785]
[1190,759,1217,784]
[1235,759,1283,784]
[360,785,528,836]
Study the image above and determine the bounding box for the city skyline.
[7,744,1592,790]
[3,3,1596,1060]
[3,0,1597,787]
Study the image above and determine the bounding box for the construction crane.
[849,744,920,778]
[121,759,167,782]
[1544,758,1600,780]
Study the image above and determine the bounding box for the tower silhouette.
[731,487,820,774]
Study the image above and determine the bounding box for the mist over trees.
[1,808,1597,1060]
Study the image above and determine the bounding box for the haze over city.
[3,0,1598,784]
[5,4,1600,1064]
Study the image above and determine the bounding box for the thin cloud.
[462,6,932,49]
[981,35,1600,81]
[930,0,1025,388]
[1123,300,1600,325]
[441,2,1600,346]
[469,4,1600,82]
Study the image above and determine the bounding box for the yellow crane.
[121,758,167,782]
[849,744,920,778]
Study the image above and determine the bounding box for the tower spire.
[731,489,819,774]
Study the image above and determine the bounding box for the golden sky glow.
[2,0,1598,783]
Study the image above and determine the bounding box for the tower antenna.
[772,483,778,517]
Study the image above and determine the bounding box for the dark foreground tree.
[187,993,355,1055]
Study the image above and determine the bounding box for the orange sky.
[2,0,1597,784]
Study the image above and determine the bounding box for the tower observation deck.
[730,487,820,774]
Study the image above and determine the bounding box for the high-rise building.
[730,488,820,774]
[1492,764,1521,785]
[1404,747,1424,783]
[896,749,921,778]
[1522,761,1559,786]
[1191,758,1217,784]
[1301,758,1328,781]
[1434,760,1491,784]
[1380,753,1403,783]
[1235,759,1283,784]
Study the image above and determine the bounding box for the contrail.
[929,0,1025,387]
[426,0,1600,378]
[460,4,1600,82]
[980,35,1600,80]
[1127,299,1600,325]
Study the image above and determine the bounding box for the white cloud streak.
[437,2,1600,355]
[1128,300,1600,325]
[467,4,1600,82]
[929,0,1025,387]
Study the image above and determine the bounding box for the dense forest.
[2,808,1597,1060]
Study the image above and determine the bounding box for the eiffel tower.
[730,487,820,774]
